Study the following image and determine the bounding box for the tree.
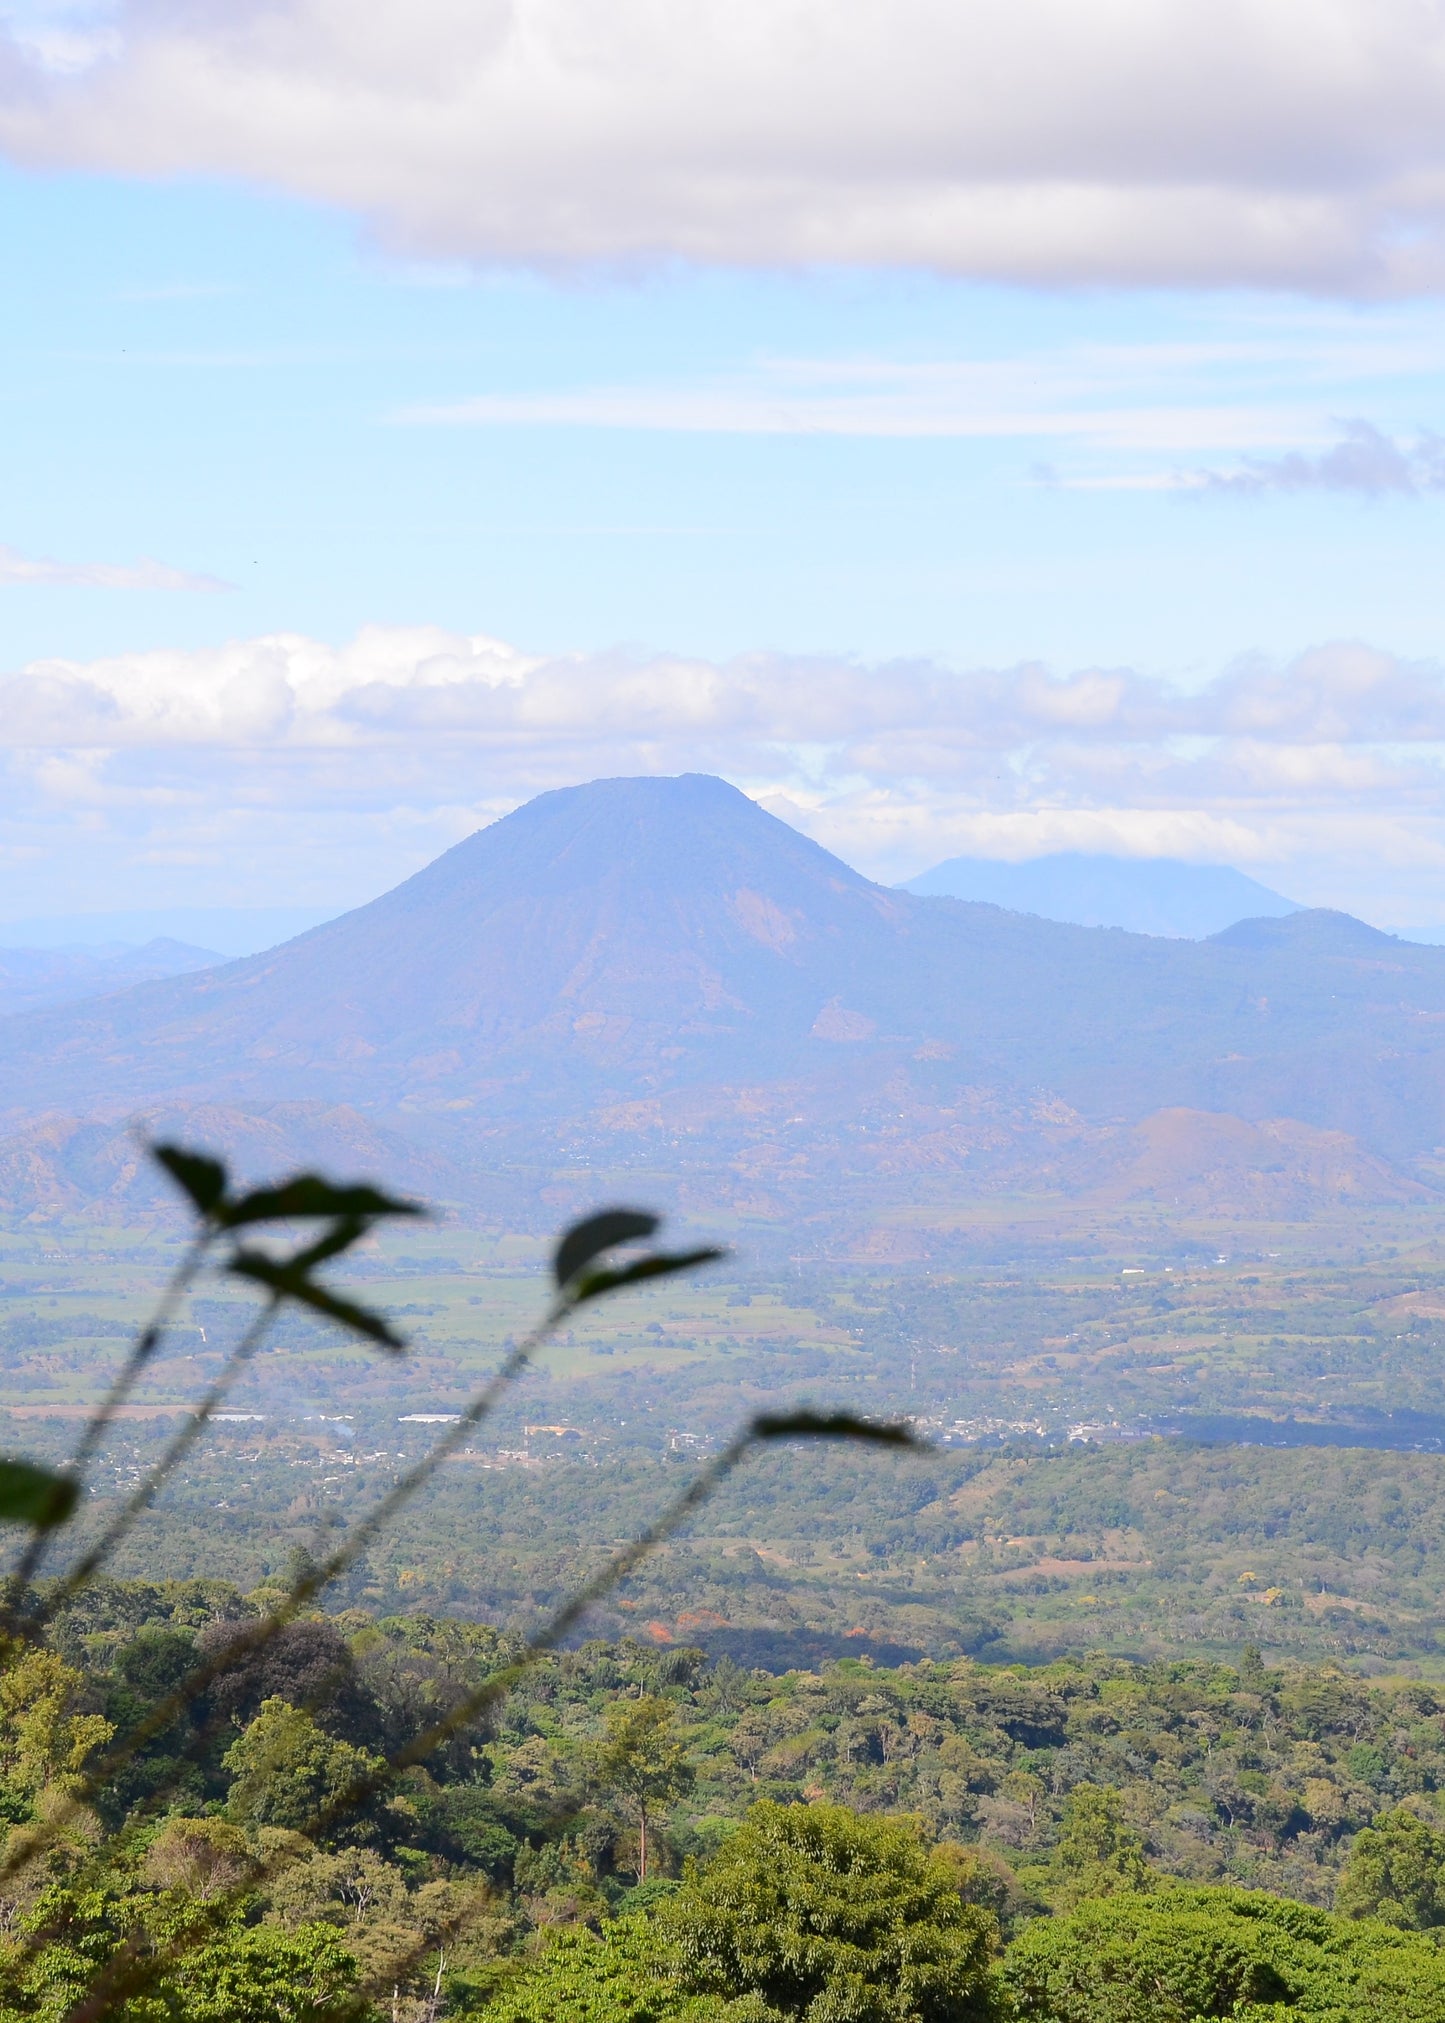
[661,1800,1002,2022]
[587,1695,695,1882]
[163,1918,360,2023]
[929,1842,1031,1940]
[1336,1806,1445,1929]
[202,1616,383,1745]
[1050,1784,1151,1905]
[1002,1885,1445,2022]
[222,1697,386,1840]
[0,1650,113,1810]
[479,1916,747,2023]
[2,1876,358,2023]
[140,1816,251,1900]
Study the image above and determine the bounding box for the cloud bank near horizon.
[6,1,1445,294]
[6,624,1445,930]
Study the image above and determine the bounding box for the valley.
[8,1189,1445,1673]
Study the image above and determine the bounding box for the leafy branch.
[1,1148,422,1640]
[0,1142,925,2023]
[56,1410,920,2023]
[0,1153,724,1894]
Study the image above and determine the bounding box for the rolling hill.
[1,774,1443,1220]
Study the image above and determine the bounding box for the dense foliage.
[659,1802,999,2022]
[9,1581,1445,2015]
[486,1805,1001,2023]
[1003,1888,1445,2021]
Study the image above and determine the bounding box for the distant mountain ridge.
[0,907,340,959]
[0,774,1443,1222]
[0,938,222,1020]
[903,850,1300,938]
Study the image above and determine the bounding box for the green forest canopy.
[8,1581,1445,2016]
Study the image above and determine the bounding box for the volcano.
[3,774,1445,1211]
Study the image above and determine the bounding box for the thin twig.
[0,1300,568,1894]
[1,1228,212,1618]
[26,1296,283,1633]
[67,1229,214,1475]
[57,1422,769,2023]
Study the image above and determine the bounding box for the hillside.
[1,775,1444,1212]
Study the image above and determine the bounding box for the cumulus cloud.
[1197,420,1445,496]
[6,625,1445,928]
[5,1,1445,291]
[0,544,231,590]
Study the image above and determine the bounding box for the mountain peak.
[366,772,873,922]
[5,777,1445,1208]
[0,772,907,1123]
[902,850,1298,939]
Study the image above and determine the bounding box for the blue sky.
[9,163,1445,673]
[5,0,1445,936]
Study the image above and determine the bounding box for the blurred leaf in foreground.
[151,1144,229,1219]
[554,1209,659,1292]
[227,1251,406,1351]
[0,1459,78,1529]
[752,1410,921,1448]
[150,1142,423,1233]
[571,1248,725,1308]
[218,1176,423,1230]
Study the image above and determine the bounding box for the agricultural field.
[7,1197,1445,1673]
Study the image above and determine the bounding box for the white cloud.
[1195,420,1445,496]
[398,344,1445,495]
[402,381,1316,450]
[14,627,1445,761]
[6,2,1445,291]
[0,544,231,590]
[8,624,1445,927]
